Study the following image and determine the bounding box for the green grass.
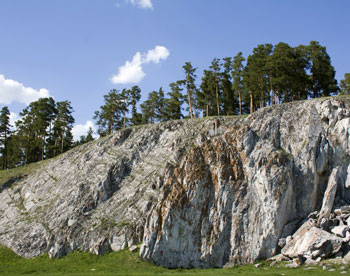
[0,161,45,188]
[0,245,348,276]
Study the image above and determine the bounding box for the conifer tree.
[165,81,184,120]
[129,86,142,126]
[245,44,273,113]
[340,73,350,95]
[209,58,222,116]
[94,89,125,136]
[199,70,216,117]
[0,106,11,169]
[232,52,246,115]
[53,101,75,155]
[307,41,338,97]
[221,57,234,115]
[140,91,159,124]
[183,62,197,119]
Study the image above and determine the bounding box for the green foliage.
[94,89,127,136]
[199,70,216,117]
[140,87,166,124]
[164,81,185,120]
[232,52,246,115]
[307,41,338,97]
[340,73,350,95]
[0,245,345,276]
[0,106,11,169]
[0,97,75,169]
[129,85,142,126]
[183,61,198,119]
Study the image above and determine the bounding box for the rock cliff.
[1,96,350,268]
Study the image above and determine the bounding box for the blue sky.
[0,0,349,139]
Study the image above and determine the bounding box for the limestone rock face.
[140,97,350,267]
[2,97,350,268]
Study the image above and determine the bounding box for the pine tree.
[129,86,142,126]
[53,101,75,155]
[183,62,197,119]
[232,52,246,115]
[245,44,273,113]
[199,70,216,117]
[307,41,338,98]
[94,89,125,136]
[209,58,222,116]
[165,81,184,120]
[120,89,129,128]
[221,57,234,115]
[0,106,11,169]
[16,97,58,163]
[340,73,350,95]
[140,91,159,124]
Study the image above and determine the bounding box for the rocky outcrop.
[140,97,350,268]
[2,96,350,268]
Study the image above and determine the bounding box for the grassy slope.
[0,246,346,276]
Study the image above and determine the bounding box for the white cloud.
[9,112,19,129]
[144,46,170,64]
[111,52,145,84]
[127,0,153,9]
[72,120,97,141]
[0,74,51,105]
[114,3,121,8]
[111,46,169,85]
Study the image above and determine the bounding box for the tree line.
[0,98,78,169]
[94,40,347,134]
[1,40,350,169]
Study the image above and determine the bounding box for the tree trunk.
[250,91,254,114]
[216,79,220,116]
[61,132,64,154]
[206,104,209,117]
[187,72,193,119]
[239,92,242,115]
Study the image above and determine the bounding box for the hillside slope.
[1,96,350,268]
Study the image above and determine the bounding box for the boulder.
[282,227,342,259]
[318,167,340,224]
[331,225,349,238]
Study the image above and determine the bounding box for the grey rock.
[278,238,286,248]
[285,263,299,268]
[305,258,318,266]
[266,254,290,262]
[2,97,350,268]
[318,167,339,224]
[331,225,350,238]
[282,227,342,260]
[343,251,350,262]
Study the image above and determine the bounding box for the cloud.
[9,112,19,129]
[111,52,145,84]
[72,120,97,141]
[0,74,51,105]
[114,3,121,8]
[111,46,169,85]
[144,46,170,64]
[127,0,153,9]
